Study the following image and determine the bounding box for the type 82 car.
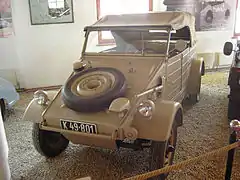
[23,12,204,180]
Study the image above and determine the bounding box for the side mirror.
[109,98,130,113]
[223,42,233,56]
[175,40,187,52]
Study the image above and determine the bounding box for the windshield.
[84,29,171,55]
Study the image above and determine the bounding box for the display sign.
[29,0,74,25]
[0,0,13,37]
[163,0,236,31]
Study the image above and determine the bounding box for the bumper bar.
[40,124,118,149]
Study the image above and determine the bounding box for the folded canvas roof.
[85,11,195,31]
[84,11,196,45]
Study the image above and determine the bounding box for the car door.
[166,52,183,101]
[181,48,192,100]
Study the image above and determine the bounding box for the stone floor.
[4,71,240,180]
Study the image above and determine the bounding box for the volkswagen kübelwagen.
[23,12,204,180]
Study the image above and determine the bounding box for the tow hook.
[116,139,151,150]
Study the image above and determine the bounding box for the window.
[235,0,240,36]
[48,0,65,9]
[47,0,70,18]
[85,29,181,56]
[96,0,153,44]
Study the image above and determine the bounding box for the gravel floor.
[4,71,240,180]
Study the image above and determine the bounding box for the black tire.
[189,93,200,104]
[201,62,205,76]
[228,99,239,121]
[32,123,69,157]
[0,99,6,121]
[189,75,202,104]
[149,122,177,180]
[205,11,213,23]
[62,67,127,112]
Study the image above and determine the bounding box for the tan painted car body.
[23,12,204,149]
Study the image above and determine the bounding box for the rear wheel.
[0,99,6,121]
[149,121,177,180]
[189,93,200,103]
[32,123,69,157]
[189,74,202,104]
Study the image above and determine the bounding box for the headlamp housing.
[137,100,155,118]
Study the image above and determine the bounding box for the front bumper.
[41,90,123,149]
[40,123,118,149]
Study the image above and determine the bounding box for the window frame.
[96,0,153,45]
[48,0,65,9]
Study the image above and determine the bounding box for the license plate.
[60,119,97,134]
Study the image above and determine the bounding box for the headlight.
[137,100,155,118]
[33,90,49,105]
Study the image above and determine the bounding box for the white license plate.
[60,119,97,134]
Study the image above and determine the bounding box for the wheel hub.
[71,71,116,97]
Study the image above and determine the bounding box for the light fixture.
[137,100,155,118]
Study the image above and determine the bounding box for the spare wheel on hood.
[61,67,127,112]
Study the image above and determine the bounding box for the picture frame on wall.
[0,0,14,37]
[29,0,74,25]
[163,0,236,32]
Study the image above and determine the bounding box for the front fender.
[132,100,183,142]
[23,91,58,123]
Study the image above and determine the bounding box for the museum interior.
[1,0,240,179]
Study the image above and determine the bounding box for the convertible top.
[85,11,195,31]
[84,11,196,43]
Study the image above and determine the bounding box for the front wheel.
[149,122,177,180]
[32,123,69,157]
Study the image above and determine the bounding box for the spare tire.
[61,67,127,112]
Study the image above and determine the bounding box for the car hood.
[82,55,165,98]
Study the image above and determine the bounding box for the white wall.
[13,0,99,88]
[197,31,235,67]
[0,0,236,88]
[0,37,18,69]
[0,0,98,88]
